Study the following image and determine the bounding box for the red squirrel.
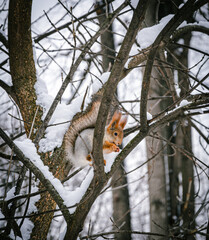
[64,99,127,168]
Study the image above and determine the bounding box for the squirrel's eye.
[114,132,118,136]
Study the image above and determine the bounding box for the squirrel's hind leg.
[86,154,92,166]
[86,154,92,161]
[86,154,106,166]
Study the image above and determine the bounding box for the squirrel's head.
[105,111,128,146]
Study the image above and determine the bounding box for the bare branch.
[172,25,209,42]
[0,80,15,99]
[34,0,115,43]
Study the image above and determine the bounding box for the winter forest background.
[0,0,209,239]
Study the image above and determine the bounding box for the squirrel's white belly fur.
[73,129,94,167]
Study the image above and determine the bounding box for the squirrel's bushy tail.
[63,97,101,165]
[63,91,118,169]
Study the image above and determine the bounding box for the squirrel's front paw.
[112,144,120,152]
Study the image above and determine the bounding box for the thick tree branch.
[93,0,149,175]
[0,152,18,160]
[127,24,209,75]
[172,25,209,42]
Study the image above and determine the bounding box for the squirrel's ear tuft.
[108,111,122,129]
[119,115,128,129]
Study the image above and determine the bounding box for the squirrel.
[64,94,127,168]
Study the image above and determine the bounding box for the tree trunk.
[144,1,169,237]
[168,129,181,229]
[112,164,131,240]
[95,0,115,72]
[30,149,69,240]
[177,32,195,239]
[147,131,168,237]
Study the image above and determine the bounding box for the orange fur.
[85,112,127,165]
[103,111,128,155]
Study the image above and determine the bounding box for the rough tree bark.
[8,0,42,136]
